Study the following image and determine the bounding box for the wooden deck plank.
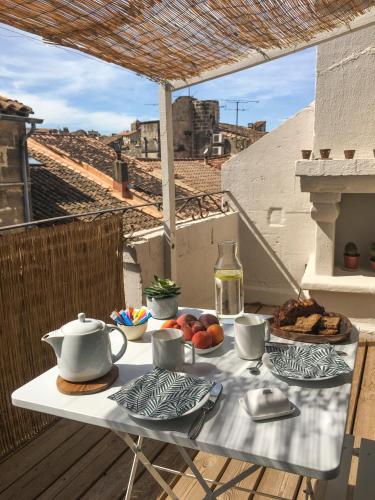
[167,451,229,499]
[346,343,367,435]
[257,305,277,315]
[349,344,375,488]
[214,459,264,499]
[0,418,84,493]
[1,424,108,500]
[38,431,127,500]
[251,468,301,500]
[81,437,166,500]
[244,304,262,313]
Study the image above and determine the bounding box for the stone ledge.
[302,256,375,294]
[296,159,375,177]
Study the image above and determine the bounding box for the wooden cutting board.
[56,365,119,395]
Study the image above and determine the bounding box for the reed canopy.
[0,1,374,88]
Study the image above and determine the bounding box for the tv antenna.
[224,99,259,147]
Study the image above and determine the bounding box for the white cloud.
[0,90,136,132]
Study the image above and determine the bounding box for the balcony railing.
[0,191,230,237]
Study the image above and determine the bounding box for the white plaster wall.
[123,212,239,309]
[314,24,375,158]
[222,105,316,305]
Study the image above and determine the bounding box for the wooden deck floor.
[1,304,375,500]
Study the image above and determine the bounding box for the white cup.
[152,328,195,371]
[234,316,266,360]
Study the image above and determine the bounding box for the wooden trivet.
[56,365,119,395]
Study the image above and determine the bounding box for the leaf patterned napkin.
[109,367,214,419]
[267,344,352,379]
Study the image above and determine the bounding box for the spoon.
[248,359,262,375]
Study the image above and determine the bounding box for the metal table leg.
[124,435,143,500]
[116,432,178,500]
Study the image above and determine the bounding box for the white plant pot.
[147,296,178,320]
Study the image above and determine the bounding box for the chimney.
[113,151,132,199]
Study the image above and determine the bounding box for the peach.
[191,321,205,334]
[207,324,224,346]
[192,331,213,349]
[176,313,197,328]
[199,313,219,329]
[161,319,179,329]
[182,325,194,342]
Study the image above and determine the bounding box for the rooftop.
[29,149,161,234]
[0,95,33,117]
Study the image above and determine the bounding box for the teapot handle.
[106,324,127,363]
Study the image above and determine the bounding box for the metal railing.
[0,191,230,235]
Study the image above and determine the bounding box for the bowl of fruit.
[161,313,224,355]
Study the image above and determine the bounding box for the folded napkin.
[268,344,352,379]
[109,367,214,419]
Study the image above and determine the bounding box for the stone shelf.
[301,257,375,295]
[296,159,375,177]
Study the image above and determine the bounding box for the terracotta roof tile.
[29,149,161,234]
[0,95,33,117]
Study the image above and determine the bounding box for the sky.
[0,24,316,135]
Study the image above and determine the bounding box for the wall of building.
[192,100,220,157]
[173,96,194,158]
[0,120,27,227]
[123,212,239,309]
[222,104,315,305]
[314,24,375,159]
[139,121,160,158]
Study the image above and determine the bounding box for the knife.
[188,382,222,440]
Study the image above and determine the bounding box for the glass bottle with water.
[214,241,244,320]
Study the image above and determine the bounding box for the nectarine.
[182,325,194,341]
[199,313,219,329]
[161,319,179,329]
[191,321,205,334]
[206,324,224,346]
[176,313,197,328]
[192,331,213,349]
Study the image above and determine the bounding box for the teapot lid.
[61,313,103,336]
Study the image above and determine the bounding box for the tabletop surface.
[12,308,359,480]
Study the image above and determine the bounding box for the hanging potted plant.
[145,276,181,319]
[343,242,360,270]
[370,243,375,271]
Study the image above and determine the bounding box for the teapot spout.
[41,330,63,358]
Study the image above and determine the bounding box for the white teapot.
[42,313,127,382]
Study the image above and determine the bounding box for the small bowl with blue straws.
[110,306,152,341]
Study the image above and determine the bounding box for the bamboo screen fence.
[0,216,124,459]
[0,1,373,81]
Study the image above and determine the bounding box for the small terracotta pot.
[301,149,312,160]
[344,254,360,270]
[320,149,331,159]
[344,150,355,159]
[371,260,375,272]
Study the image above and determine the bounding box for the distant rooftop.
[0,95,33,117]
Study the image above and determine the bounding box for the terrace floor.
[1,304,374,500]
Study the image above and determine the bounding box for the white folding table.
[12,308,358,499]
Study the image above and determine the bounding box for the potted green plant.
[370,243,375,271]
[145,276,181,319]
[344,242,360,270]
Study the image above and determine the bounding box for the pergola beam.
[169,8,375,90]
[159,84,177,281]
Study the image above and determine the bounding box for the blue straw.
[120,309,133,326]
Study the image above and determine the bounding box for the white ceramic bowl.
[119,321,148,341]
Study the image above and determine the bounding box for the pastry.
[319,329,339,336]
[320,316,341,331]
[274,298,325,327]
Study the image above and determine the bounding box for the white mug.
[152,328,195,371]
[234,316,266,360]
